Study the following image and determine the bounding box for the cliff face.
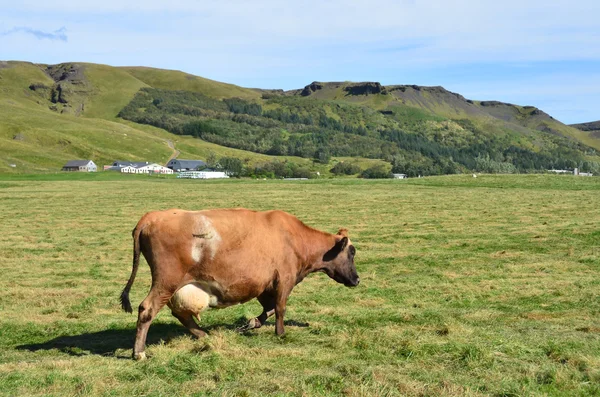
[343,82,386,95]
[300,82,325,96]
[298,81,388,97]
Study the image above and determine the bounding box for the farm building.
[177,171,229,179]
[113,163,174,174]
[112,160,150,168]
[167,159,207,172]
[105,160,172,174]
[574,168,593,177]
[62,160,97,172]
[105,161,151,171]
[393,173,407,179]
[119,166,138,173]
[135,163,173,174]
[549,169,593,177]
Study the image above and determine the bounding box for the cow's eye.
[349,246,356,256]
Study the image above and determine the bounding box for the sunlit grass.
[0,175,599,396]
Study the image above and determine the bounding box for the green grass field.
[0,175,599,396]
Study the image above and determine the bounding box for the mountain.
[1,61,598,175]
[288,81,600,151]
[571,121,600,140]
[0,61,363,174]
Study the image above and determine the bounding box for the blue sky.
[1,0,599,123]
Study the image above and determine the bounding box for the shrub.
[361,165,392,179]
[330,161,361,175]
[218,157,244,177]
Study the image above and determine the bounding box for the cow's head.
[322,228,360,287]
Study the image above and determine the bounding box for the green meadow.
[0,174,599,396]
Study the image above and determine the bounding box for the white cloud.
[1,26,67,41]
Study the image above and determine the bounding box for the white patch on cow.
[191,245,202,263]
[192,215,222,261]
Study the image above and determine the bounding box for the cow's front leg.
[243,292,276,330]
[244,308,274,330]
[239,293,274,331]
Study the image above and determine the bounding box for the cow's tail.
[120,224,145,313]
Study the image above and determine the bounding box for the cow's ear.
[323,237,348,262]
[337,228,349,237]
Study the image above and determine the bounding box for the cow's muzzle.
[345,277,360,287]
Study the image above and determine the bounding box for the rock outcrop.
[343,82,386,96]
[39,63,89,114]
[46,63,86,84]
[300,82,324,96]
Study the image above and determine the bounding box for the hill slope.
[120,67,260,101]
[571,120,600,141]
[571,120,600,131]
[1,61,599,175]
[118,82,600,175]
[292,81,600,151]
[0,61,354,174]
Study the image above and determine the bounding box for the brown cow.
[120,208,359,360]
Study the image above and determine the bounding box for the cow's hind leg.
[172,311,207,338]
[274,281,294,336]
[242,292,276,331]
[133,287,172,360]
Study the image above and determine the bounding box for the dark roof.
[63,160,93,167]
[113,160,149,167]
[169,159,206,168]
[106,166,128,171]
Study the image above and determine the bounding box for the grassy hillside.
[571,120,600,132]
[571,120,600,142]
[120,67,260,100]
[0,99,365,174]
[1,175,599,395]
[1,62,374,174]
[118,86,600,175]
[291,81,600,151]
[0,101,173,172]
[1,61,599,175]
[77,64,150,120]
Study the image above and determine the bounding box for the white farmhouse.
[136,163,174,174]
[62,160,97,172]
[120,166,138,174]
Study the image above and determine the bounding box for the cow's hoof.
[133,351,146,361]
[236,318,259,332]
[247,318,260,329]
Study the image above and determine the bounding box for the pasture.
[0,175,599,396]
